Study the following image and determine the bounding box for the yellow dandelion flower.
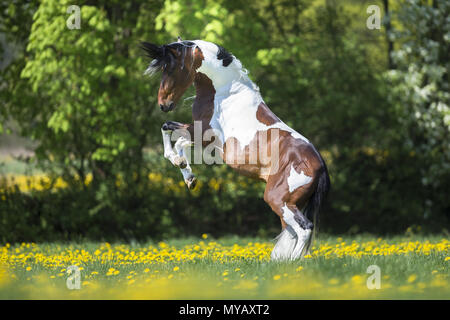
[407,274,417,283]
[351,275,363,284]
[173,266,179,271]
[329,278,339,285]
[273,275,281,280]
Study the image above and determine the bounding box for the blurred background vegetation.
[0,0,448,243]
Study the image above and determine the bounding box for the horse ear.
[140,41,164,59]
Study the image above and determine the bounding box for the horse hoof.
[186,176,197,190]
[174,156,187,169]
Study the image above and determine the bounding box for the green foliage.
[6,0,169,190]
[0,1,40,132]
[0,0,449,241]
[0,155,271,243]
[385,0,450,220]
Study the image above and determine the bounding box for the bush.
[0,155,279,243]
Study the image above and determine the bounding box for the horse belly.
[222,130,279,182]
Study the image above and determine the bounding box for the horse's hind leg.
[268,200,313,261]
[280,203,312,259]
[265,166,316,261]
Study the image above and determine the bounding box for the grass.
[0,234,448,299]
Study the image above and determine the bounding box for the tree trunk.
[383,0,395,69]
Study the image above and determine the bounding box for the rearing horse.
[141,38,330,261]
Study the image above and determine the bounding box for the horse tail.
[304,154,330,248]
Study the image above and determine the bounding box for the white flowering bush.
[386,0,449,207]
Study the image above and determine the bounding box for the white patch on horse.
[281,203,295,223]
[192,40,309,150]
[267,122,309,142]
[287,165,313,193]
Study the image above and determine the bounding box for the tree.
[14,0,166,189]
[0,0,40,134]
[387,0,450,219]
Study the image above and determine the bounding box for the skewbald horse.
[141,38,330,261]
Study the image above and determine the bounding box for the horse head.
[141,39,203,112]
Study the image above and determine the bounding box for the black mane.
[140,40,234,74]
[216,44,233,67]
[140,40,196,74]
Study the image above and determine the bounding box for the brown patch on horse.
[193,72,214,106]
[256,103,280,126]
[221,129,293,182]
[184,72,218,147]
[222,136,263,180]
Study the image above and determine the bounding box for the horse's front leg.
[161,121,188,169]
[174,136,197,189]
[161,121,197,189]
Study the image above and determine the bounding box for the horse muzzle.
[159,101,175,112]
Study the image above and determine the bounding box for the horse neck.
[192,72,215,118]
[194,72,215,98]
[193,68,261,118]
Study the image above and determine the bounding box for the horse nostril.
[160,104,164,111]
[168,102,174,110]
